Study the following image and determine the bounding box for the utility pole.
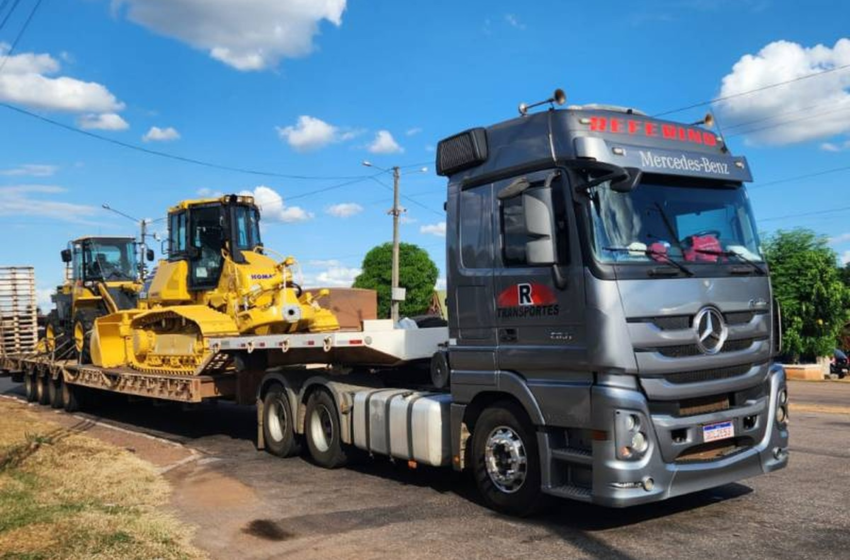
[390,166,402,324]
[102,204,164,280]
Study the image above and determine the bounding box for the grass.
[0,400,204,560]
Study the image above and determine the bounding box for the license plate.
[703,420,734,443]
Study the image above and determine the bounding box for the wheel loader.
[43,236,147,362]
[90,194,340,375]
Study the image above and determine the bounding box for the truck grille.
[645,337,760,358]
[664,363,752,384]
[633,311,761,331]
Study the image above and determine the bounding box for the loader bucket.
[91,311,137,368]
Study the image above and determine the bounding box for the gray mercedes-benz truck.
[435,94,788,515]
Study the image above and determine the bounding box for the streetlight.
[101,204,164,279]
[361,161,429,325]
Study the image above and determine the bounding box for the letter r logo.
[518,283,533,306]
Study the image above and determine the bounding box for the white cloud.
[113,0,347,71]
[425,145,435,153]
[717,38,850,145]
[36,287,54,312]
[326,202,363,218]
[399,215,418,225]
[505,14,526,30]
[420,221,446,237]
[78,112,130,130]
[142,126,181,142]
[277,115,340,151]
[0,164,57,177]
[0,185,98,222]
[367,130,404,154]
[0,43,124,115]
[197,187,224,197]
[239,185,313,223]
[406,127,422,136]
[843,250,850,266]
[821,139,850,152]
[829,232,850,245]
[303,259,361,287]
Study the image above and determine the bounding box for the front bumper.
[587,364,788,507]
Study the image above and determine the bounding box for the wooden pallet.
[0,267,38,355]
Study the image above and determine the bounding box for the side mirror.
[522,186,556,266]
[60,249,72,263]
[160,239,169,256]
[146,249,155,262]
[610,167,642,193]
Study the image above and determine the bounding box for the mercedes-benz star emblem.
[693,307,727,355]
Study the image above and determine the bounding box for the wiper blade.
[692,249,767,275]
[603,246,694,277]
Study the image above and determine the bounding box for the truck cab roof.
[436,107,751,185]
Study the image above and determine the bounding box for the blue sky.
[1,0,850,309]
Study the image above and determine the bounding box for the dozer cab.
[44,236,146,362]
[91,194,340,374]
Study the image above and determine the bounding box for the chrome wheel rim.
[309,403,333,453]
[267,396,288,443]
[484,426,528,494]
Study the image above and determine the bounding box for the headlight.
[776,404,787,424]
[631,432,649,454]
[616,410,651,460]
[779,389,788,405]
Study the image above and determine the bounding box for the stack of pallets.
[0,267,38,356]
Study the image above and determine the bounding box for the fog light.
[642,477,655,491]
[631,431,648,454]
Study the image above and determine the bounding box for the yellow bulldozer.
[90,194,339,375]
[44,236,146,362]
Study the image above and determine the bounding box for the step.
[551,446,593,466]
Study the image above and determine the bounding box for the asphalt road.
[1,376,849,560]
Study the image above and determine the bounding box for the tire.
[304,390,348,469]
[63,381,82,413]
[37,372,51,406]
[262,384,302,458]
[471,401,547,517]
[24,369,38,402]
[73,309,99,365]
[44,310,66,354]
[49,375,65,409]
[430,351,450,389]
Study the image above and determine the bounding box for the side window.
[460,185,493,268]
[169,212,187,256]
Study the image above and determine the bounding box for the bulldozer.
[44,236,147,362]
[91,194,340,375]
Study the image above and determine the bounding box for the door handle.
[499,328,518,343]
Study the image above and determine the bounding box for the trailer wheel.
[304,390,348,469]
[24,369,38,402]
[63,381,82,413]
[262,385,302,458]
[472,401,547,517]
[49,375,65,409]
[36,373,51,406]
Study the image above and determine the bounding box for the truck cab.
[437,101,788,512]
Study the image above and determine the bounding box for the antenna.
[518,88,567,116]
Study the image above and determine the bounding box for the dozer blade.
[92,306,239,375]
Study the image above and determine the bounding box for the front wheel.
[73,309,99,365]
[471,401,547,517]
[304,390,348,469]
[24,369,38,402]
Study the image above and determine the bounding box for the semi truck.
[0,91,788,516]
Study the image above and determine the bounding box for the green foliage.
[353,242,439,319]
[763,229,848,362]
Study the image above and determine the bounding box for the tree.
[763,229,848,362]
[353,242,439,319]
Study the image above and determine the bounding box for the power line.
[726,104,850,139]
[286,174,384,201]
[759,204,850,223]
[653,62,850,117]
[0,0,22,34]
[750,164,850,190]
[0,102,378,181]
[0,0,43,76]
[368,175,443,217]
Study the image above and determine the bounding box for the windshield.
[588,179,763,265]
[233,205,261,250]
[82,239,138,281]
